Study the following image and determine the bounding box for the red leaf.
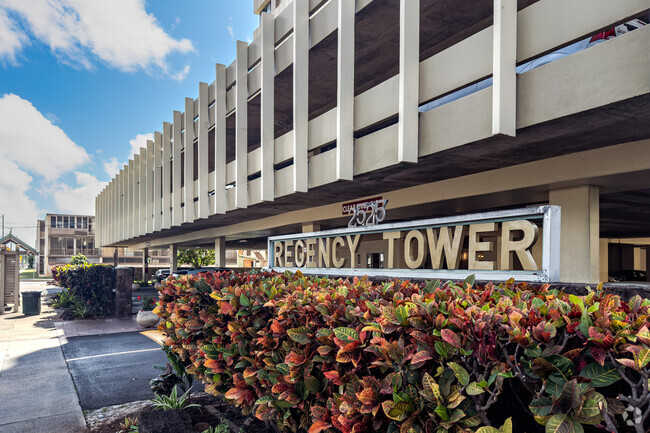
[441,329,462,348]
[410,350,433,368]
[590,346,606,366]
[309,421,331,433]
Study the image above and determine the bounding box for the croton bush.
[52,263,116,317]
[155,271,650,433]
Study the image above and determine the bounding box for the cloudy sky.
[0,0,258,244]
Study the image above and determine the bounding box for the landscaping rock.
[193,422,211,432]
[139,409,193,433]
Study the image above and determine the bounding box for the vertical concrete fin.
[293,0,309,193]
[398,0,420,163]
[214,64,227,214]
[184,98,196,223]
[337,0,355,181]
[172,111,183,226]
[153,131,163,232]
[198,82,210,219]
[261,12,275,201]
[492,0,517,137]
[146,139,154,234]
[236,41,249,208]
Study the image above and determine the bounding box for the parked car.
[170,269,189,278]
[609,270,647,282]
[154,268,170,282]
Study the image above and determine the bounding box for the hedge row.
[155,271,650,433]
[52,263,116,317]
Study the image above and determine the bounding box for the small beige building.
[95,0,650,284]
[36,214,169,276]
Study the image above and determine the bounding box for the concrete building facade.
[36,214,169,277]
[95,0,650,284]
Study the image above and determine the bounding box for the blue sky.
[0,0,258,243]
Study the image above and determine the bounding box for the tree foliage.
[177,248,214,268]
[70,253,89,266]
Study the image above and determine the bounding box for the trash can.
[22,291,42,315]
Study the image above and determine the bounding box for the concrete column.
[599,239,609,283]
[170,244,178,272]
[184,97,196,222]
[337,0,355,180]
[398,0,420,163]
[198,82,210,219]
[549,185,600,283]
[293,0,309,192]
[302,223,320,233]
[260,12,275,201]
[214,64,227,214]
[492,0,517,137]
[215,237,226,267]
[172,110,183,226]
[162,122,172,229]
[73,237,77,255]
[146,139,154,234]
[154,131,163,232]
[235,41,249,209]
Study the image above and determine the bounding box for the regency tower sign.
[268,206,560,282]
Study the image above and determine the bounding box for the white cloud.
[0,0,194,77]
[103,132,153,178]
[170,64,190,82]
[0,8,27,64]
[0,158,40,245]
[227,25,234,39]
[50,171,106,215]
[129,133,153,159]
[103,157,122,178]
[0,93,89,181]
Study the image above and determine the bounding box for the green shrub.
[51,263,116,317]
[150,386,200,411]
[155,271,650,433]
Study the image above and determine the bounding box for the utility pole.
[1,214,4,237]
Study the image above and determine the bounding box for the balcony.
[49,248,100,257]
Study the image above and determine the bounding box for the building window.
[63,216,69,229]
[57,216,63,228]
[51,216,56,228]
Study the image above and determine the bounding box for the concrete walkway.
[0,282,86,433]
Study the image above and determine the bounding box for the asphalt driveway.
[61,331,167,410]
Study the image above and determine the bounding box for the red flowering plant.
[154,271,650,433]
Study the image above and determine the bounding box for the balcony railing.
[49,248,100,256]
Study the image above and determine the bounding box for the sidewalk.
[0,289,86,433]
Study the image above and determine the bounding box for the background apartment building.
[36,214,169,277]
[94,0,650,284]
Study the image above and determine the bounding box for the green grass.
[19,269,49,279]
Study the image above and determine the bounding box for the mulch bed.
[85,392,274,433]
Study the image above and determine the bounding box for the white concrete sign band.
[268,205,560,282]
